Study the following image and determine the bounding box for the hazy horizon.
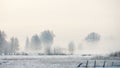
[0,0,120,54]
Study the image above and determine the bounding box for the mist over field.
[0,0,120,55]
[0,0,120,68]
[0,30,120,56]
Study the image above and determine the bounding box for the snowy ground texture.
[0,56,120,68]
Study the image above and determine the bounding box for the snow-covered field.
[0,56,120,68]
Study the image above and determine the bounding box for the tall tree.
[25,37,30,50]
[40,30,55,55]
[10,37,19,53]
[0,30,8,54]
[0,31,6,46]
[30,34,41,50]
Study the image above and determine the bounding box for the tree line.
[2,30,117,56]
[0,30,19,55]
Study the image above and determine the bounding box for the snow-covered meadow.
[0,55,120,68]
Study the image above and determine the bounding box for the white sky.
[0,0,120,54]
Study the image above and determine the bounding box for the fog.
[0,0,120,54]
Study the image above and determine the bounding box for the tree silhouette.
[10,37,19,53]
[40,30,55,55]
[30,34,41,50]
[0,30,8,54]
[85,32,100,42]
[25,37,30,50]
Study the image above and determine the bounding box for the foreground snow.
[0,56,120,68]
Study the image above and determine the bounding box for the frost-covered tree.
[40,30,55,55]
[0,30,8,54]
[25,37,30,50]
[85,32,100,42]
[53,47,64,55]
[10,37,19,53]
[68,41,75,55]
[30,34,41,50]
[0,30,20,55]
[109,51,120,57]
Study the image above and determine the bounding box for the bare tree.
[68,41,75,55]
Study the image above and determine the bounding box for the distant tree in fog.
[30,34,41,50]
[0,31,5,53]
[25,37,30,50]
[10,37,19,53]
[0,30,20,54]
[40,30,55,55]
[68,41,75,55]
[85,32,100,42]
[53,47,65,55]
[0,30,9,54]
[109,51,120,57]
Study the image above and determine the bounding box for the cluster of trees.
[0,30,76,55]
[0,30,19,55]
[2,30,115,56]
[109,51,120,57]
[85,32,100,42]
[25,30,55,55]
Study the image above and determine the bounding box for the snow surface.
[0,56,120,68]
